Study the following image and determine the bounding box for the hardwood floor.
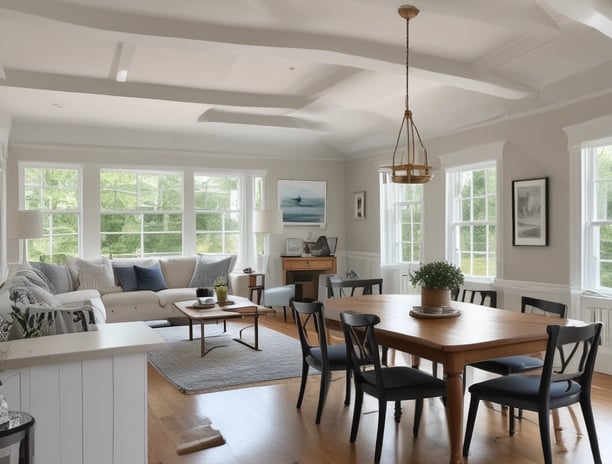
[148,311,612,464]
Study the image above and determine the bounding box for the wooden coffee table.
[174,296,273,356]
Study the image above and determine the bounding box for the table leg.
[254,314,259,349]
[188,319,194,341]
[234,313,261,351]
[200,321,205,357]
[445,361,465,464]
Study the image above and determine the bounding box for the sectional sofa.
[0,254,236,338]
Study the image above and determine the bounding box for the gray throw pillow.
[189,255,236,291]
[113,265,138,291]
[30,261,74,294]
[14,269,53,293]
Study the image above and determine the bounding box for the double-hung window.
[380,175,423,265]
[21,164,81,262]
[447,163,496,278]
[194,175,241,254]
[100,170,183,257]
[583,144,612,290]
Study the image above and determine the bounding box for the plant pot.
[421,288,451,308]
[215,286,228,303]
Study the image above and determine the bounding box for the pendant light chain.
[390,5,432,184]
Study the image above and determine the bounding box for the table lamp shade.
[8,210,44,240]
[253,209,283,234]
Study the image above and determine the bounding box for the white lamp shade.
[253,209,283,234]
[8,210,44,240]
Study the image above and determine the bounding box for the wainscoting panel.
[60,361,84,464]
[83,357,114,464]
[114,353,148,464]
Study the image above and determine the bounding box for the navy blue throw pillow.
[134,264,168,292]
[114,266,139,292]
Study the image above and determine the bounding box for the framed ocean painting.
[278,180,327,226]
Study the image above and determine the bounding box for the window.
[583,144,612,290]
[447,163,496,278]
[380,175,423,265]
[194,175,241,253]
[100,170,183,257]
[22,165,80,262]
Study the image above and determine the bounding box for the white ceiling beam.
[541,0,612,39]
[0,69,310,109]
[0,0,534,100]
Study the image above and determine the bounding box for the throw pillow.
[134,264,168,291]
[74,258,122,294]
[14,269,53,293]
[30,261,74,294]
[113,265,139,291]
[189,255,236,290]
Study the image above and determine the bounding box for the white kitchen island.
[0,321,166,464]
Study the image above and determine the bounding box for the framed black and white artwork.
[512,177,548,246]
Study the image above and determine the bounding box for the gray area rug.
[148,324,311,394]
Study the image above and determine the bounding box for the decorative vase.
[215,286,228,303]
[421,288,451,308]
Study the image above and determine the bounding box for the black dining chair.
[463,322,603,464]
[469,296,567,435]
[327,276,383,298]
[292,300,351,424]
[340,311,446,463]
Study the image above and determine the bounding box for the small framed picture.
[285,238,303,256]
[354,191,365,220]
[512,177,548,246]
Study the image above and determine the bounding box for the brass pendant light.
[391,5,432,184]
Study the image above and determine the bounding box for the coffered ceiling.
[0,0,611,159]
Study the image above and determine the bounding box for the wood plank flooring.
[148,311,612,464]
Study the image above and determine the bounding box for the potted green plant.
[214,276,229,303]
[409,261,464,308]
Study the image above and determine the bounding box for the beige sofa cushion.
[159,257,196,288]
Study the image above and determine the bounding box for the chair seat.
[308,344,348,371]
[471,355,544,375]
[470,375,582,410]
[363,366,446,396]
[263,284,295,306]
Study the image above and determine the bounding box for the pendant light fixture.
[391,5,432,184]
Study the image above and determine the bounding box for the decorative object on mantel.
[390,5,432,184]
[409,261,464,309]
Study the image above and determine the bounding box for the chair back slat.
[340,311,383,386]
[328,276,383,298]
[292,301,329,369]
[540,323,602,397]
[521,296,567,318]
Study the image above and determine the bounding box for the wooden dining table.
[323,294,582,464]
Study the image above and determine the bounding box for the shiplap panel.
[82,358,114,464]
[30,364,61,464]
[113,354,147,464]
[60,362,84,464]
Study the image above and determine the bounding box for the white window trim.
[564,113,612,293]
[440,141,505,282]
[19,161,83,258]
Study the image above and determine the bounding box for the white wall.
[344,92,612,293]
